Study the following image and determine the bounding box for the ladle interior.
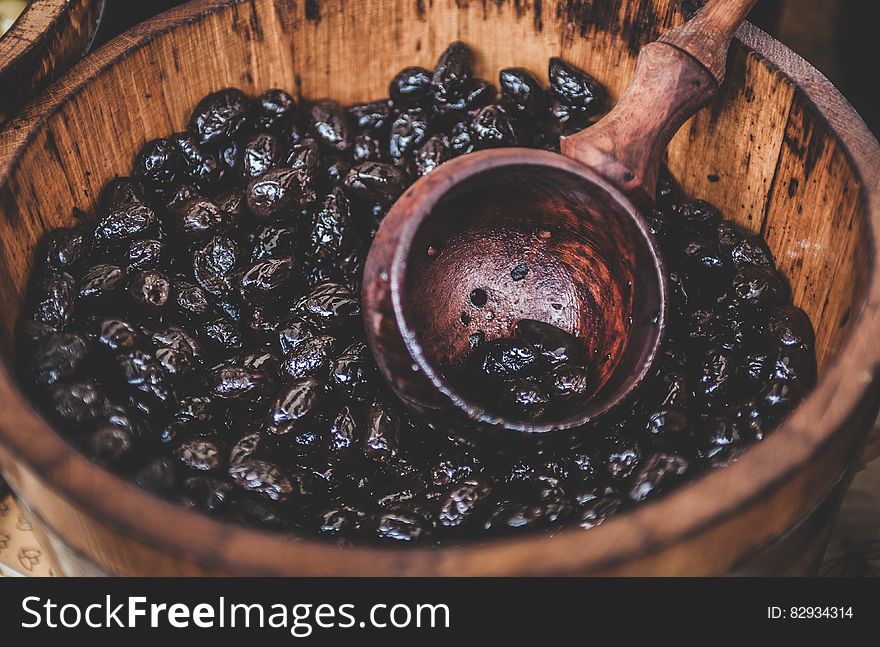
[398,154,665,428]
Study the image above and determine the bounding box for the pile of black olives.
[16,42,816,543]
[447,319,595,420]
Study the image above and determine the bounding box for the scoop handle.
[560,0,758,205]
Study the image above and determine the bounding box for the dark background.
[90,0,880,137]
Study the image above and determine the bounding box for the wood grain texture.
[0,0,878,576]
[0,0,105,124]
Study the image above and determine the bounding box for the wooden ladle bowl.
[364,0,753,436]
[0,0,879,576]
[364,150,665,434]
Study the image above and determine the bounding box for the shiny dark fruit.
[238,257,298,304]
[501,378,551,419]
[192,235,240,298]
[342,161,407,206]
[363,400,400,462]
[128,270,172,310]
[240,132,283,179]
[152,326,203,358]
[676,200,722,235]
[432,41,475,102]
[127,239,167,271]
[548,365,591,401]
[605,438,642,481]
[116,350,174,406]
[717,221,773,268]
[516,319,585,366]
[308,99,353,153]
[100,177,146,211]
[500,67,549,118]
[45,226,91,273]
[413,134,451,176]
[329,343,374,401]
[187,88,253,146]
[548,57,604,115]
[79,264,125,301]
[255,89,297,131]
[175,438,223,472]
[133,139,183,197]
[93,203,157,248]
[320,506,367,535]
[246,167,317,219]
[251,224,299,262]
[577,493,624,529]
[211,366,268,402]
[15,53,820,545]
[348,100,392,132]
[765,305,815,349]
[174,281,215,322]
[266,377,324,436]
[310,188,355,262]
[469,105,517,149]
[167,197,225,241]
[229,432,261,466]
[30,271,77,329]
[171,132,222,193]
[201,318,243,357]
[629,453,689,502]
[85,423,139,467]
[389,108,430,160]
[29,332,89,386]
[94,318,140,352]
[280,334,337,380]
[389,66,434,107]
[278,316,315,355]
[295,281,362,332]
[375,509,432,541]
[353,132,385,164]
[472,338,541,379]
[484,502,544,532]
[437,479,494,529]
[47,380,109,425]
[731,267,790,311]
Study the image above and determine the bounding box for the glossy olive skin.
[17,41,816,546]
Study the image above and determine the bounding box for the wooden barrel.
[0,0,878,576]
[0,0,105,124]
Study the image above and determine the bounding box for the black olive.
[187,88,253,146]
[469,105,517,149]
[133,138,183,198]
[548,57,604,115]
[471,337,541,379]
[389,108,430,161]
[307,99,354,153]
[211,366,269,402]
[255,88,297,131]
[437,478,494,529]
[30,271,77,329]
[280,334,337,380]
[246,167,317,219]
[28,332,89,386]
[79,264,126,302]
[500,67,550,118]
[413,134,451,176]
[44,226,92,274]
[93,203,157,249]
[127,239,167,271]
[343,161,407,206]
[348,100,393,132]
[170,132,222,193]
[240,132,283,179]
[238,257,299,305]
[389,66,434,107]
[515,319,585,365]
[266,377,324,436]
[128,270,172,311]
[363,400,400,462]
[250,224,299,262]
[176,438,224,472]
[432,41,475,102]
